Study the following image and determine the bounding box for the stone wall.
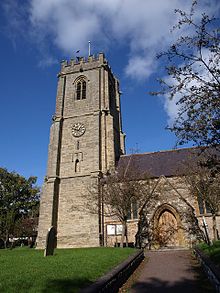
[103,175,220,248]
[37,53,125,248]
[57,175,100,248]
[37,52,218,250]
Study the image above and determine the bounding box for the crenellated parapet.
[59,52,109,76]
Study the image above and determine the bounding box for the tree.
[184,159,220,241]
[14,203,39,246]
[86,168,152,248]
[153,1,220,148]
[102,174,150,247]
[0,168,39,248]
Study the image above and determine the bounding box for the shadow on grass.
[42,278,93,293]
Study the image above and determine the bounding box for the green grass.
[197,240,220,265]
[0,247,137,293]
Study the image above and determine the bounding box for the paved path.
[130,250,211,293]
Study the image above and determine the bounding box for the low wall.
[194,247,220,292]
[80,249,144,293]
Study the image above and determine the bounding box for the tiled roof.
[117,147,215,179]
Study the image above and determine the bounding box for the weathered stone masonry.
[37,53,219,249]
[37,53,125,248]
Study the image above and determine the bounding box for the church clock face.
[72,122,86,137]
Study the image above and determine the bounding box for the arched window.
[75,79,86,100]
[127,200,138,220]
[82,81,86,99]
[76,82,81,100]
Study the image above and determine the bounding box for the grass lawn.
[0,247,137,293]
[197,240,220,265]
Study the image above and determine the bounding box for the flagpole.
[88,41,91,56]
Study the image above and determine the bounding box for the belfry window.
[82,81,86,99]
[76,82,81,100]
[76,80,86,100]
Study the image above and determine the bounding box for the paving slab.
[130,250,213,293]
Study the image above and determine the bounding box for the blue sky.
[0,0,219,186]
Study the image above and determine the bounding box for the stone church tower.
[37,53,125,248]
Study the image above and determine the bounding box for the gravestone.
[44,226,56,257]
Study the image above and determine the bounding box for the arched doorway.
[153,204,185,248]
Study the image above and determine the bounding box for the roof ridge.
[121,146,199,158]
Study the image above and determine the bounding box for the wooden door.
[157,210,178,247]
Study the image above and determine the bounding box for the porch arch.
[153,203,185,247]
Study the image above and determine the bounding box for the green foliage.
[198,240,220,264]
[0,167,39,245]
[0,247,137,293]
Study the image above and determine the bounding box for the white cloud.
[163,47,220,125]
[2,0,220,118]
[3,0,219,77]
[125,56,156,80]
[163,95,180,126]
[1,0,29,49]
[38,56,57,68]
[27,0,219,78]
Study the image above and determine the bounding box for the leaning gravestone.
[44,226,56,257]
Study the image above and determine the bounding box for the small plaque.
[107,225,116,236]
[116,225,123,235]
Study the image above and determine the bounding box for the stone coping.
[194,247,220,292]
[80,249,144,293]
